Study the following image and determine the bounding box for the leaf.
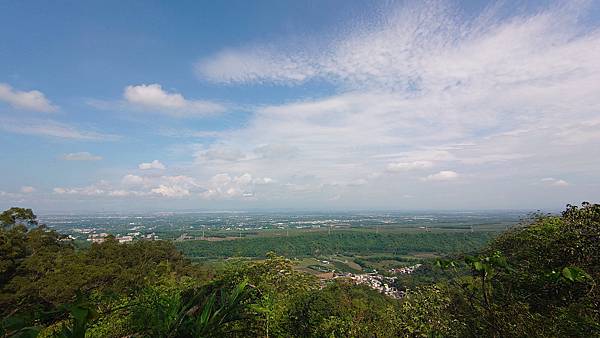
[68,305,89,323]
[561,267,574,282]
[490,256,508,269]
[561,266,591,283]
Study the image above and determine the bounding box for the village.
[85,231,158,243]
[317,264,423,299]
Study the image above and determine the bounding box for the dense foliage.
[1,203,598,337]
[176,231,493,258]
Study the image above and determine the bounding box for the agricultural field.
[39,211,525,271]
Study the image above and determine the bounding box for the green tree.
[0,207,37,229]
[434,203,600,337]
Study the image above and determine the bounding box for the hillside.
[176,230,494,258]
[0,203,598,337]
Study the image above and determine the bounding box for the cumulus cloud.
[54,175,206,199]
[122,174,145,186]
[138,160,166,170]
[123,84,225,116]
[151,185,190,197]
[147,175,205,197]
[0,83,57,112]
[202,173,252,199]
[422,171,460,182]
[62,152,103,161]
[201,173,274,199]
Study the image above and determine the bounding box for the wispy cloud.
[44,1,600,208]
[197,1,599,90]
[196,48,317,85]
[0,118,120,140]
[541,177,569,187]
[62,152,103,161]
[185,0,600,207]
[189,1,600,191]
[387,161,434,172]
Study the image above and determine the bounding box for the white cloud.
[159,128,227,139]
[0,83,57,112]
[108,190,134,197]
[201,173,270,199]
[44,1,600,209]
[151,185,190,197]
[197,2,600,92]
[138,160,166,170]
[123,84,225,116]
[156,175,205,198]
[122,174,145,186]
[422,171,460,182]
[183,1,600,208]
[387,161,434,172]
[254,144,298,159]
[20,186,35,193]
[53,181,111,196]
[253,177,274,185]
[554,180,570,187]
[541,177,569,187]
[62,152,102,161]
[347,178,368,186]
[195,145,246,162]
[52,188,68,194]
[53,175,205,199]
[0,190,24,201]
[0,118,119,140]
[196,48,316,84]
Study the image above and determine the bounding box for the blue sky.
[1,0,599,212]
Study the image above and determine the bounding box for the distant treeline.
[176,231,495,258]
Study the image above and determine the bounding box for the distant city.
[39,211,530,244]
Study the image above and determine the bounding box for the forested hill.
[1,203,599,337]
[176,231,493,258]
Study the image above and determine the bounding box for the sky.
[1,0,600,212]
